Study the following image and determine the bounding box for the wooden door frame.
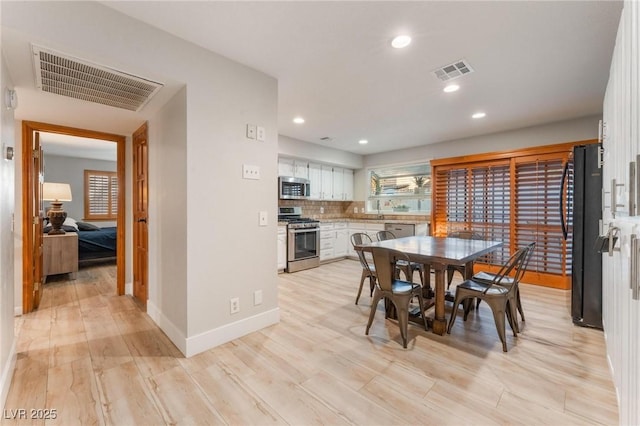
[22,121,126,313]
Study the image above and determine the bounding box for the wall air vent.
[31,45,163,112]
[432,59,474,82]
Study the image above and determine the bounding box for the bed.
[44,218,117,263]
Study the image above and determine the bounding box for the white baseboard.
[0,337,17,412]
[125,282,133,295]
[147,300,187,356]
[185,308,280,358]
[13,307,21,317]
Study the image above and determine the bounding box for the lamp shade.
[43,182,72,202]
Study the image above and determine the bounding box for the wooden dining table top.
[363,235,504,266]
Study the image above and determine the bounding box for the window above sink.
[367,162,431,215]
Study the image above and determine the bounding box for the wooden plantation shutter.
[84,170,118,220]
[432,141,586,289]
[514,153,573,287]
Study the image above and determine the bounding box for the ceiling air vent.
[432,59,474,82]
[32,45,163,112]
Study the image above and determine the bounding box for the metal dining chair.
[447,245,529,352]
[366,247,428,348]
[350,233,376,305]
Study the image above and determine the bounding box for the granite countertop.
[317,218,430,224]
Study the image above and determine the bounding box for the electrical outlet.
[320,207,324,214]
[353,207,358,213]
[257,126,265,141]
[360,207,365,213]
[254,290,263,306]
[243,164,260,180]
[246,124,257,139]
[259,211,268,226]
[230,297,240,314]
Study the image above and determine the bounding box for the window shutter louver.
[85,170,118,220]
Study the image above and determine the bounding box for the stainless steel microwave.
[279,176,310,199]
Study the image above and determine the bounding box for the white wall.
[601,1,640,424]
[147,87,188,349]
[42,154,117,226]
[354,115,601,200]
[0,53,17,411]
[4,2,279,357]
[279,134,364,169]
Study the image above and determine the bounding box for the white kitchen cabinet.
[321,165,333,200]
[278,158,295,177]
[277,226,287,271]
[347,222,367,258]
[294,161,309,179]
[334,223,349,257]
[332,167,344,200]
[320,222,335,261]
[308,162,322,199]
[343,169,354,201]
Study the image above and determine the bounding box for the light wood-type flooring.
[3,259,618,425]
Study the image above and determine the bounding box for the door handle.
[137,218,147,223]
[560,160,569,240]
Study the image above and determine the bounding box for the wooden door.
[133,122,149,307]
[32,132,45,309]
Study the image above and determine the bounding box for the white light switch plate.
[246,124,257,139]
[257,126,265,141]
[259,211,268,226]
[243,164,260,180]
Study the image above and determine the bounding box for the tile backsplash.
[278,199,429,221]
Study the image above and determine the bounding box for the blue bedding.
[77,227,117,261]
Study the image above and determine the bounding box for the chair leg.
[366,291,384,335]
[417,293,428,331]
[486,299,508,352]
[506,300,518,335]
[369,276,375,297]
[355,269,367,305]
[447,269,454,289]
[396,303,409,348]
[516,289,525,322]
[447,293,464,333]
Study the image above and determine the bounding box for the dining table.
[358,235,504,335]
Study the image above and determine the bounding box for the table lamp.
[43,182,72,235]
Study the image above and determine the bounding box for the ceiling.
[3,1,624,156]
[40,133,116,162]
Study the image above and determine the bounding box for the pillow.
[77,221,100,231]
[63,217,78,231]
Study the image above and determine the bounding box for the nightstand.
[43,232,78,280]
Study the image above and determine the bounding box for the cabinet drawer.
[334,222,348,229]
[320,248,334,260]
[320,239,334,250]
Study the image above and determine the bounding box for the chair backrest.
[370,247,412,291]
[485,246,529,295]
[448,230,484,240]
[376,230,397,241]
[351,232,374,271]
[513,242,535,283]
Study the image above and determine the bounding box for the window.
[366,162,431,215]
[84,170,118,220]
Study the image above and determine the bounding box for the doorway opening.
[22,121,126,314]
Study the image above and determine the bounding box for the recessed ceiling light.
[293,117,305,124]
[359,139,368,145]
[472,112,486,119]
[443,84,460,93]
[391,35,411,49]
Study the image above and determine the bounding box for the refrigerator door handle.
[560,160,570,240]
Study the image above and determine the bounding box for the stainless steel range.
[278,207,320,273]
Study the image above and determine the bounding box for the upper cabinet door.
[278,158,295,177]
[294,161,309,180]
[332,167,344,200]
[308,162,322,199]
[321,165,333,200]
[343,169,354,201]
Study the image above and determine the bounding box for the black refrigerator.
[570,144,603,329]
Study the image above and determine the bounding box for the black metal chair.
[350,233,376,305]
[447,246,529,352]
[366,247,428,348]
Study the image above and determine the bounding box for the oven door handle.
[288,228,320,234]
